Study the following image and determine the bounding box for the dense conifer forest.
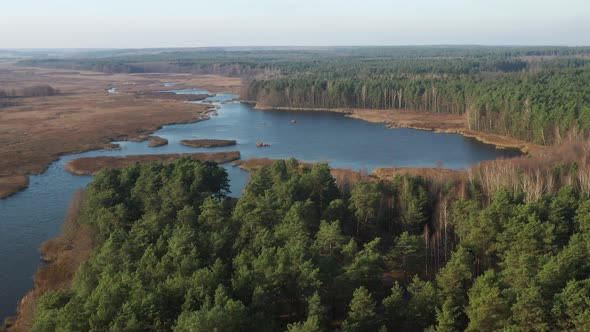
[19,47,590,331]
[32,157,590,331]
[21,46,590,145]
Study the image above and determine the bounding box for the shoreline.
[251,104,540,154]
[65,151,241,175]
[3,191,96,332]
[0,176,29,199]
[0,113,212,199]
[235,158,464,181]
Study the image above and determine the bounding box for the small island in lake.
[180,139,237,148]
[147,136,168,147]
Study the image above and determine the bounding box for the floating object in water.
[256,141,271,148]
[291,119,296,124]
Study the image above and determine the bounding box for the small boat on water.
[256,141,271,148]
[291,119,296,124]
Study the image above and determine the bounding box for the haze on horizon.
[1,0,590,48]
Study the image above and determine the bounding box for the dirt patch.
[65,151,241,175]
[253,104,540,154]
[148,136,168,147]
[0,176,29,199]
[0,63,242,198]
[180,139,237,148]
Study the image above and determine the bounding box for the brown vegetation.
[21,85,59,97]
[373,167,464,183]
[0,176,29,199]
[148,136,168,147]
[240,136,590,206]
[469,139,590,202]
[65,151,241,175]
[0,85,59,99]
[373,139,590,204]
[233,158,276,170]
[8,191,96,332]
[0,62,241,198]
[124,73,242,94]
[369,139,590,276]
[180,139,237,148]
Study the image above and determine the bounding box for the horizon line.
[2,44,590,51]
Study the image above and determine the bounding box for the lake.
[0,90,520,320]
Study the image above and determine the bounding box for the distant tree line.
[242,68,590,145]
[18,46,590,144]
[0,85,59,107]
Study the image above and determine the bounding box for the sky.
[1,0,589,48]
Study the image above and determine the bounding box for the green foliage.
[574,197,590,233]
[23,46,590,145]
[465,270,510,331]
[407,275,438,329]
[395,176,431,233]
[32,291,72,332]
[509,285,550,331]
[174,285,248,332]
[313,220,348,257]
[552,279,590,331]
[433,248,472,331]
[342,287,379,332]
[435,298,461,332]
[287,293,326,332]
[382,282,406,330]
[245,61,590,146]
[31,158,590,331]
[345,238,384,290]
[349,181,380,236]
[389,231,422,280]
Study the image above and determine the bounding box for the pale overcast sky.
[1,0,589,48]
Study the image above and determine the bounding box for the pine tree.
[342,287,379,332]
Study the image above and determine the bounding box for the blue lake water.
[0,90,520,320]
